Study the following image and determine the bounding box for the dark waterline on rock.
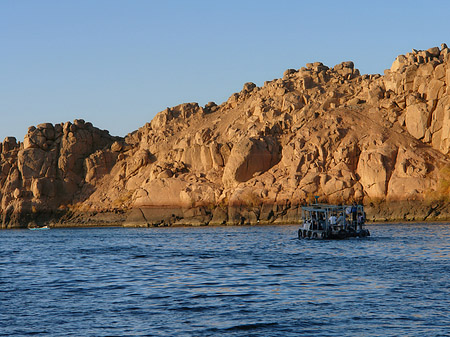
[1,224,450,336]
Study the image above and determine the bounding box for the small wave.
[169,305,221,312]
[144,294,171,300]
[191,293,255,299]
[230,262,250,267]
[132,254,148,259]
[206,322,279,333]
[267,264,299,269]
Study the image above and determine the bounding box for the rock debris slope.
[2,44,450,228]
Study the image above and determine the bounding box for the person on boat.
[358,211,365,230]
[318,212,326,230]
[329,213,337,225]
[337,213,346,229]
[311,212,318,230]
[351,203,358,229]
[329,213,337,231]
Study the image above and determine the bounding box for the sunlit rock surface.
[2,44,450,228]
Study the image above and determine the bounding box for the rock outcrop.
[2,44,450,228]
[1,120,121,228]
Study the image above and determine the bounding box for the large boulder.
[405,102,429,139]
[391,54,407,72]
[438,104,450,154]
[132,179,187,207]
[387,148,434,200]
[357,151,389,199]
[17,148,47,179]
[222,137,281,188]
[2,137,18,152]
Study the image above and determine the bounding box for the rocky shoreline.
[2,44,450,229]
[5,199,450,229]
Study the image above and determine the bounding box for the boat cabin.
[299,203,369,239]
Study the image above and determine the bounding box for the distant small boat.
[28,225,50,230]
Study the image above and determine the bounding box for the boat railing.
[302,203,366,231]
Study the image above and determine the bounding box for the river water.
[1,224,449,336]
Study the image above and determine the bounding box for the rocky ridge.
[2,44,450,228]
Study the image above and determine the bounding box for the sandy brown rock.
[1,121,120,228]
[2,44,450,228]
[222,136,281,188]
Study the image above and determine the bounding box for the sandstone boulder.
[2,137,17,152]
[84,150,118,184]
[426,79,445,101]
[387,148,435,200]
[31,177,56,198]
[18,148,47,179]
[391,55,407,72]
[357,151,388,199]
[427,47,440,58]
[132,178,189,207]
[242,82,256,93]
[405,102,429,139]
[439,105,450,154]
[125,149,152,176]
[222,137,281,188]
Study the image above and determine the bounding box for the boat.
[28,225,50,230]
[298,202,370,239]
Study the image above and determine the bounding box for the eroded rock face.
[357,151,389,199]
[0,120,120,228]
[2,44,450,228]
[223,137,281,188]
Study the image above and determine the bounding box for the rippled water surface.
[1,224,450,336]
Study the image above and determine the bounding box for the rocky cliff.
[2,44,450,228]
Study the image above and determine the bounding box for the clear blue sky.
[1,0,449,141]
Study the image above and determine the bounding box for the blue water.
[1,224,450,337]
